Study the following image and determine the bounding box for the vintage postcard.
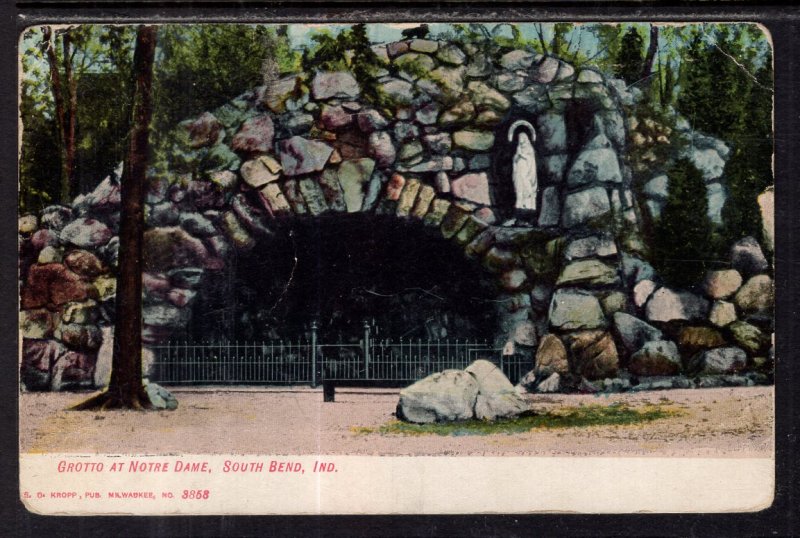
[18,21,774,515]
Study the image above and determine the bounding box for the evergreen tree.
[652,158,713,288]
[615,27,644,85]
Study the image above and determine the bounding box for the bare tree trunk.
[62,31,77,198]
[42,27,70,203]
[641,24,660,89]
[73,25,158,411]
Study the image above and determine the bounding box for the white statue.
[508,120,538,211]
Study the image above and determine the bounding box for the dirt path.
[20,386,773,457]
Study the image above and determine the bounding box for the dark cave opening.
[188,214,500,344]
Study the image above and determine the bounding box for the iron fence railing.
[149,328,531,386]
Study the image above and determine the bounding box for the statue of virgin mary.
[508,120,538,211]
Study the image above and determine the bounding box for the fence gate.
[150,322,531,386]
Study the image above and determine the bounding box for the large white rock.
[397,370,479,423]
[548,289,607,330]
[465,360,528,421]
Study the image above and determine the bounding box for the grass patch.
[352,403,683,437]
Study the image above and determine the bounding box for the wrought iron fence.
[149,325,531,386]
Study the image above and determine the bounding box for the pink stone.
[450,172,492,205]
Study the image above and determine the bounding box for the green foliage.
[652,158,714,288]
[352,403,681,436]
[615,27,644,85]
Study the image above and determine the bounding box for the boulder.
[21,339,67,390]
[63,250,105,278]
[36,245,62,264]
[145,383,179,410]
[379,78,415,106]
[240,155,282,188]
[427,66,466,102]
[320,104,353,130]
[548,289,607,331]
[143,227,211,272]
[566,148,622,186]
[184,112,222,148]
[612,312,663,355]
[450,172,491,205]
[453,130,495,151]
[436,43,466,65]
[727,320,769,355]
[19,309,55,339]
[645,288,709,323]
[262,74,303,113]
[278,136,334,176]
[50,350,96,390]
[689,346,747,375]
[633,279,657,308]
[500,49,536,70]
[367,131,397,168]
[338,158,376,212]
[31,229,60,251]
[22,263,89,309]
[62,300,99,325]
[396,370,479,423]
[310,71,360,100]
[59,218,112,249]
[511,320,538,347]
[703,269,743,299]
[556,260,618,287]
[734,275,774,316]
[561,187,611,228]
[465,360,528,420]
[758,187,774,252]
[495,72,526,92]
[467,81,510,112]
[179,212,217,237]
[55,323,103,351]
[730,236,769,277]
[40,205,73,231]
[394,53,436,80]
[534,334,570,376]
[677,326,727,356]
[564,235,617,260]
[628,340,681,376]
[564,330,619,380]
[19,214,38,234]
[356,108,389,132]
[537,187,560,227]
[536,372,562,393]
[709,301,737,328]
[230,115,275,154]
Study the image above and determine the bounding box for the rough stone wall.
[18,38,773,392]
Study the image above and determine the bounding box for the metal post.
[363,320,371,380]
[311,320,318,388]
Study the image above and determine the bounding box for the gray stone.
[283,112,314,135]
[394,52,436,81]
[494,72,526,92]
[436,43,466,65]
[612,312,663,354]
[367,131,397,168]
[409,39,438,53]
[561,187,611,228]
[643,175,668,200]
[629,340,681,376]
[311,71,360,100]
[466,360,528,420]
[356,109,389,132]
[685,145,725,182]
[731,236,769,277]
[536,372,562,393]
[621,253,657,285]
[298,178,329,216]
[703,269,743,299]
[533,57,566,84]
[423,133,452,155]
[145,382,178,410]
[398,140,424,165]
[706,182,727,224]
[535,113,567,154]
[60,218,113,249]
[567,148,622,186]
[168,267,205,289]
[537,187,560,227]
[397,369,479,423]
[500,49,536,70]
[689,346,747,375]
[564,235,618,260]
[143,304,188,328]
[320,104,353,130]
[548,289,607,331]
[577,69,604,83]
[337,159,376,212]
[415,102,440,125]
[146,201,180,228]
[734,275,774,316]
[453,130,495,151]
[179,212,217,237]
[278,136,334,176]
[467,81,510,111]
[379,77,415,106]
[758,187,774,252]
[40,205,73,231]
[646,288,709,323]
[394,121,421,144]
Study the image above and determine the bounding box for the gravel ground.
[20,386,773,457]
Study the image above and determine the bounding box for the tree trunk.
[62,31,77,199]
[73,25,158,411]
[42,27,70,203]
[641,25,660,89]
